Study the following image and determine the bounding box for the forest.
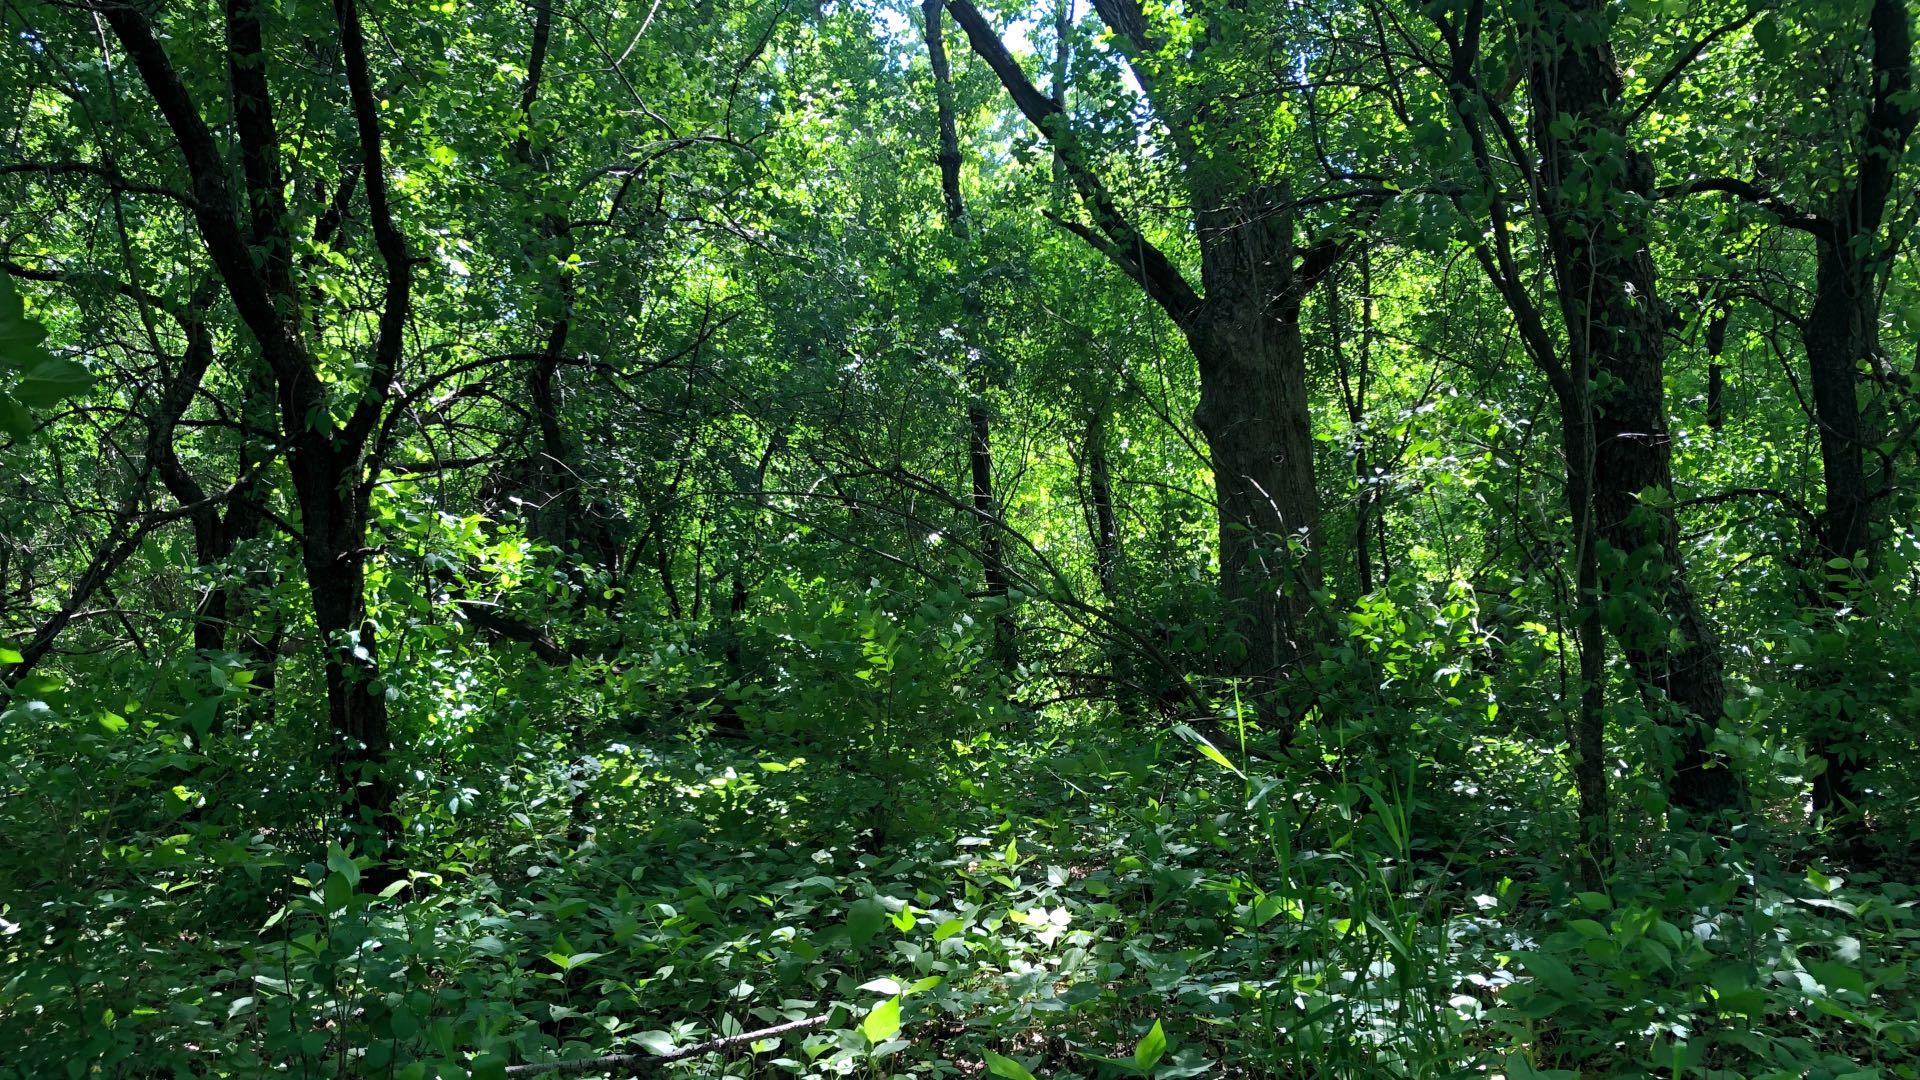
[2,0,1919,1074]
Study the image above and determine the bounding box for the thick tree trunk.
[1186,212,1322,714]
[290,441,394,834]
[1802,243,1873,821]
[1187,316,1320,716]
[1796,0,1915,834]
[1529,0,1740,814]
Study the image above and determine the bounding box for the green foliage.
[3,0,1920,1077]
[0,273,91,436]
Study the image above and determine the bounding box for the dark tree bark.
[1186,198,1327,701]
[941,0,1350,721]
[1703,292,1728,433]
[1085,408,1121,605]
[1800,0,1917,829]
[1527,0,1741,814]
[106,0,415,840]
[924,0,1017,669]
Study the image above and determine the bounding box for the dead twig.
[501,1014,832,1076]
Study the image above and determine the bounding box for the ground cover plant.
[4,0,1920,1075]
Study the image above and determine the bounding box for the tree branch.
[941,0,1200,322]
[0,159,187,203]
[336,0,415,450]
[502,1014,830,1076]
[1658,176,1831,237]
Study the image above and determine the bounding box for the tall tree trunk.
[941,0,1339,727]
[1798,0,1917,834]
[925,0,1016,668]
[1188,191,1323,714]
[1704,293,1728,433]
[1528,0,1741,814]
[1085,407,1121,605]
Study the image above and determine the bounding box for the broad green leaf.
[633,1030,676,1054]
[982,1049,1038,1080]
[861,995,901,1043]
[847,897,886,950]
[1133,1019,1167,1071]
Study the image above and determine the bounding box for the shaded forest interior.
[4,0,1920,1075]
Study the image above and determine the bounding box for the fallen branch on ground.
[501,1014,833,1076]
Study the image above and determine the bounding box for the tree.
[102,0,416,838]
[936,0,1368,724]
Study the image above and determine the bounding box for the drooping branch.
[941,0,1200,322]
[0,160,188,204]
[502,1014,831,1077]
[1657,176,1831,237]
[102,8,305,377]
[336,0,415,450]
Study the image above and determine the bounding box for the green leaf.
[861,996,901,1043]
[847,897,887,950]
[0,275,49,365]
[12,355,92,407]
[469,1053,507,1080]
[633,1030,676,1055]
[982,1049,1038,1080]
[1516,952,1581,998]
[544,950,604,972]
[1808,960,1867,995]
[1173,724,1243,777]
[325,843,360,886]
[1133,1019,1167,1071]
[323,871,354,912]
[0,394,33,439]
[0,274,89,422]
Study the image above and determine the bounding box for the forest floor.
[6,717,1914,1078]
